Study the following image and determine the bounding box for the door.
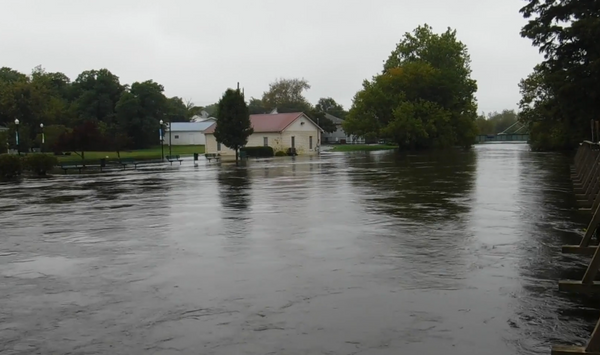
[291,136,295,148]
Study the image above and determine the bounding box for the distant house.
[0,125,8,132]
[322,113,363,144]
[190,110,217,123]
[164,121,214,146]
[204,112,323,156]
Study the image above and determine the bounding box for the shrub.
[240,146,274,158]
[0,154,22,178]
[274,151,287,157]
[24,154,58,176]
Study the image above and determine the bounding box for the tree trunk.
[235,146,239,165]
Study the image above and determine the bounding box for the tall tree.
[248,97,267,114]
[71,69,124,124]
[166,97,189,122]
[114,80,167,149]
[214,89,253,164]
[262,78,312,113]
[344,25,478,149]
[315,97,347,119]
[519,0,600,150]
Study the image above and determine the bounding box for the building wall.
[205,130,319,156]
[164,131,206,145]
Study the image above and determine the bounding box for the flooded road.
[0,144,596,354]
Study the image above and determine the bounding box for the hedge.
[240,146,274,158]
[0,154,22,178]
[24,154,58,176]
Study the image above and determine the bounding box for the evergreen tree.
[214,89,253,163]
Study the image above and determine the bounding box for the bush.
[0,154,22,178]
[274,150,287,157]
[24,154,58,176]
[240,146,274,158]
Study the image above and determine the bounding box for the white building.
[322,113,364,144]
[163,121,214,146]
[204,112,323,157]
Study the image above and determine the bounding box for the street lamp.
[40,123,44,153]
[168,117,172,157]
[159,119,164,161]
[14,119,20,156]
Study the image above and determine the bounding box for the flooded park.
[0,144,596,354]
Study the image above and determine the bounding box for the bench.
[59,162,103,174]
[116,158,139,169]
[60,163,84,174]
[166,155,183,165]
[205,153,221,163]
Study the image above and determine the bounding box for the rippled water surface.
[0,144,596,354]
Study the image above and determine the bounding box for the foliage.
[247,98,266,114]
[475,110,519,135]
[343,25,478,150]
[214,89,253,163]
[0,130,7,152]
[23,154,58,176]
[42,125,70,153]
[166,97,189,122]
[261,78,312,113]
[203,103,218,116]
[315,97,347,119]
[305,109,336,133]
[518,0,600,150]
[56,120,105,159]
[240,146,274,158]
[0,154,22,178]
[274,150,287,157]
[0,66,201,152]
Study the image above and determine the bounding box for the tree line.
[518,0,598,151]
[0,66,348,155]
[0,66,197,154]
[475,110,519,136]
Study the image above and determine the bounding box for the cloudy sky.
[1,0,541,114]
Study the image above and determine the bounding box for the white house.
[322,113,364,144]
[163,121,214,145]
[203,112,323,157]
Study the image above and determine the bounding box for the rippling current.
[0,144,596,354]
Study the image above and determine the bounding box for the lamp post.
[168,118,172,157]
[14,119,20,156]
[159,119,164,161]
[40,123,44,153]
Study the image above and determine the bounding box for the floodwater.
[0,144,596,354]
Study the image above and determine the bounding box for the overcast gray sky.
[1,0,541,114]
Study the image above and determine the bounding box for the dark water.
[0,144,596,354]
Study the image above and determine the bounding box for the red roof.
[204,112,315,134]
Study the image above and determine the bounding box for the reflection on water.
[0,144,594,355]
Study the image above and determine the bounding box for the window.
[291,136,295,148]
[217,142,221,151]
[174,135,180,139]
[263,137,268,147]
[309,136,313,149]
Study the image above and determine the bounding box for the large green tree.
[315,97,348,119]
[261,78,312,113]
[214,89,253,163]
[519,0,600,150]
[344,25,478,150]
[115,80,167,149]
[71,69,124,124]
